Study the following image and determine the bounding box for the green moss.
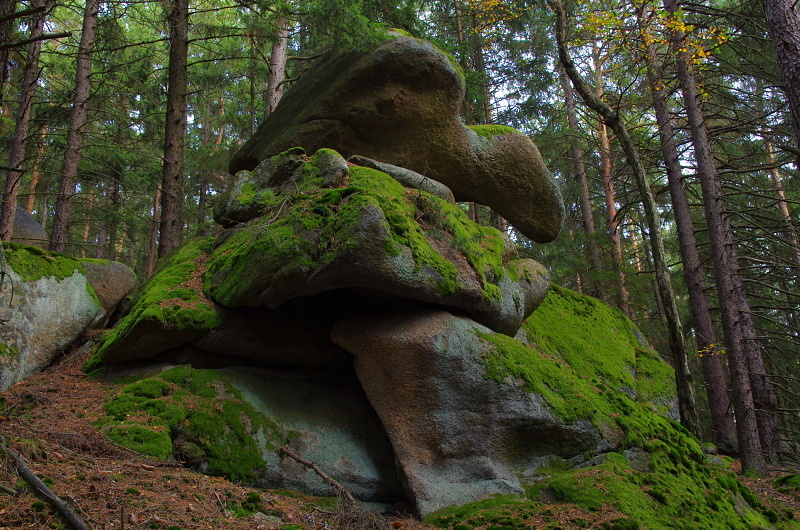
[0,342,19,360]
[468,124,520,140]
[97,365,291,481]
[92,238,221,365]
[2,242,85,282]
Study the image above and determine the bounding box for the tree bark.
[549,0,701,438]
[26,123,47,214]
[266,17,289,116]
[592,44,628,314]
[636,3,736,451]
[50,0,100,253]
[762,0,800,160]
[146,187,161,277]
[0,0,16,106]
[663,0,771,473]
[0,0,44,241]
[158,0,189,257]
[559,65,605,301]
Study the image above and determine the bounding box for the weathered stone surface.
[0,245,104,389]
[331,308,603,516]
[206,153,550,336]
[11,206,47,249]
[228,36,563,243]
[223,366,404,501]
[84,261,137,313]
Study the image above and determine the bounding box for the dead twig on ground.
[1,441,90,530]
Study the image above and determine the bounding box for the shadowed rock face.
[229,36,564,243]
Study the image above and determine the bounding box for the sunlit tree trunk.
[559,65,605,301]
[158,0,189,257]
[593,45,629,314]
[80,186,95,258]
[664,0,772,472]
[0,0,44,241]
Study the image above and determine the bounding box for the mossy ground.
[428,285,794,529]
[96,365,291,481]
[88,238,221,369]
[205,151,515,304]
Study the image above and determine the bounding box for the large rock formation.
[0,243,135,390]
[229,34,564,243]
[83,33,778,527]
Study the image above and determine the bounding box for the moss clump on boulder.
[0,342,19,360]
[88,238,222,368]
[97,365,290,480]
[2,242,89,282]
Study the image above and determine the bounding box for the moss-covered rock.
[205,149,549,336]
[90,238,222,366]
[97,365,286,480]
[0,243,132,389]
[228,33,563,243]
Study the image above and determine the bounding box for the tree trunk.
[637,3,736,451]
[549,0,701,439]
[158,0,189,257]
[559,65,605,301]
[592,44,628,314]
[0,0,44,241]
[80,186,95,258]
[0,0,16,106]
[266,17,288,116]
[50,0,100,253]
[26,123,47,214]
[664,0,771,473]
[762,0,800,160]
[146,187,161,277]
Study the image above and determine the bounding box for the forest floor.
[1,345,799,530]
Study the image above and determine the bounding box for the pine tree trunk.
[664,0,771,472]
[26,124,47,214]
[146,187,161,277]
[559,65,605,301]
[637,4,736,450]
[549,0,700,439]
[763,0,800,159]
[50,0,100,253]
[0,0,16,106]
[158,0,189,257]
[0,0,44,241]
[80,186,95,258]
[266,17,288,116]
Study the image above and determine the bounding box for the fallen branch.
[0,483,18,496]
[1,443,89,530]
[279,445,355,503]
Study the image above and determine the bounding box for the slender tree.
[0,0,45,241]
[50,0,101,252]
[158,0,189,257]
[663,0,774,472]
[762,0,800,159]
[635,2,736,450]
[549,0,700,438]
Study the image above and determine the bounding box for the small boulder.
[11,206,47,249]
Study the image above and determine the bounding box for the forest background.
[0,0,798,477]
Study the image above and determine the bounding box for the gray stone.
[229,35,563,243]
[331,308,603,516]
[0,266,103,390]
[83,260,137,314]
[11,206,47,249]
[221,366,405,502]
